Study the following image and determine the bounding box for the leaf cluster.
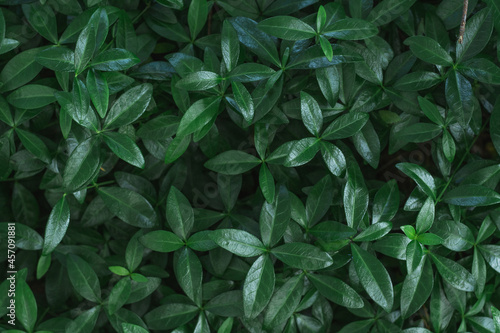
[1,0,500,332]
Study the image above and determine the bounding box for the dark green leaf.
[42,196,70,255]
[140,231,184,253]
[243,254,275,319]
[210,229,266,257]
[430,253,475,291]
[257,16,316,41]
[404,36,453,66]
[271,243,333,270]
[308,274,364,308]
[98,187,158,228]
[205,150,261,175]
[67,254,101,302]
[104,83,153,129]
[102,132,145,169]
[351,243,394,312]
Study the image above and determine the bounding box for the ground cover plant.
[1,0,500,332]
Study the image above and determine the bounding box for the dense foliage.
[1,0,500,332]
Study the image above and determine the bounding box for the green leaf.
[7,84,57,110]
[166,186,194,240]
[351,243,394,312]
[316,66,340,107]
[98,187,157,228]
[145,303,199,330]
[418,96,444,126]
[271,243,333,270]
[319,35,333,61]
[102,132,145,169]
[22,2,58,44]
[445,69,473,127]
[401,257,434,318]
[259,164,275,204]
[323,18,378,40]
[492,306,500,332]
[210,229,266,257]
[478,245,500,273]
[396,163,436,200]
[221,20,239,72]
[320,141,346,176]
[227,63,275,82]
[430,253,475,291]
[104,83,153,129]
[229,17,281,67]
[432,219,474,251]
[372,180,399,224]
[0,48,43,93]
[443,185,500,206]
[344,163,369,229]
[263,275,304,328]
[394,71,442,91]
[66,305,100,333]
[87,69,109,118]
[35,46,75,72]
[174,247,203,306]
[417,233,443,246]
[177,96,221,137]
[204,150,261,175]
[367,0,417,26]
[243,254,275,319]
[306,175,333,227]
[0,95,13,126]
[404,36,453,66]
[67,254,101,302]
[122,323,149,333]
[62,136,100,192]
[188,0,208,39]
[354,222,392,242]
[140,230,184,253]
[257,16,316,41]
[16,278,37,333]
[108,278,131,315]
[217,317,234,333]
[300,91,323,136]
[283,137,320,167]
[72,78,98,131]
[353,119,380,168]
[15,128,51,164]
[416,197,435,234]
[308,274,363,308]
[322,112,369,140]
[260,185,290,247]
[75,8,107,75]
[176,71,221,91]
[458,58,500,84]
[165,134,191,164]
[456,8,493,63]
[231,81,254,123]
[109,266,130,276]
[42,196,70,255]
[91,48,140,71]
